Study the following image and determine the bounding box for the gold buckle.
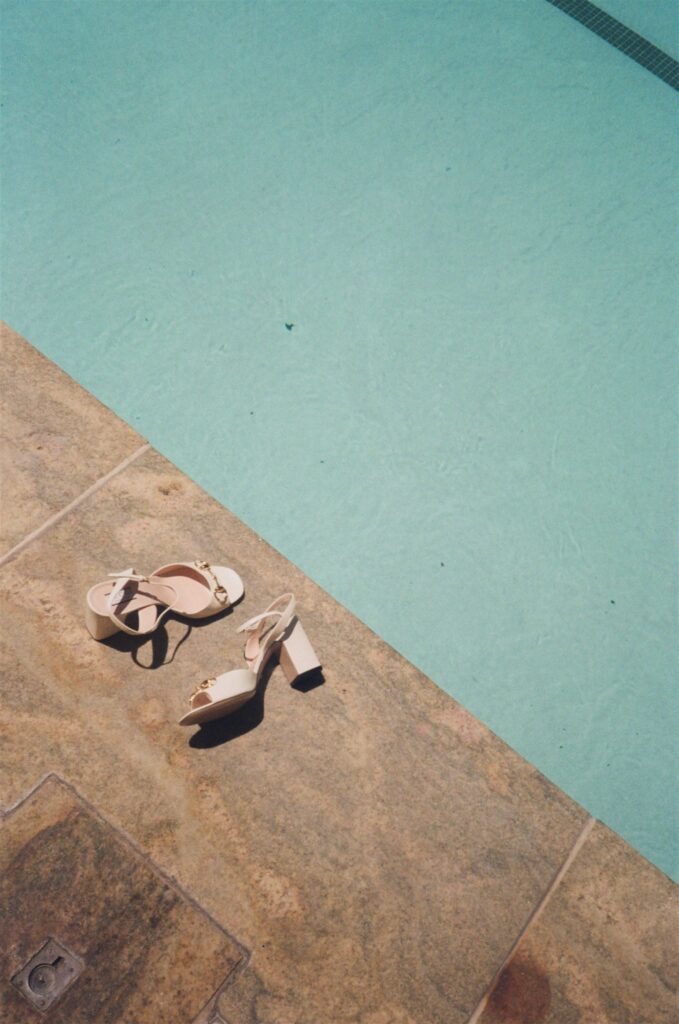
[194,559,230,606]
[190,678,215,701]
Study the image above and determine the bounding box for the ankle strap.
[237,594,296,637]
[237,610,283,635]
[237,594,296,667]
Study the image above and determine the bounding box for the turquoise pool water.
[1,0,677,880]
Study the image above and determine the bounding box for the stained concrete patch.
[478,822,678,1024]
[0,775,243,1024]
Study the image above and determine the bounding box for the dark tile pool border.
[545,0,679,90]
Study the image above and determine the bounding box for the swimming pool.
[2,0,677,880]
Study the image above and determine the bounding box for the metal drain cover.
[11,938,83,1012]
[0,777,243,1022]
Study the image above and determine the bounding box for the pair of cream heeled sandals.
[85,559,320,727]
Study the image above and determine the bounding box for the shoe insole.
[152,573,211,615]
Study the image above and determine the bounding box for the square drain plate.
[0,777,243,1023]
[12,937,84,1012]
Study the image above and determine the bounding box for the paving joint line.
[0,442,151,568]
[465,814,596,1023]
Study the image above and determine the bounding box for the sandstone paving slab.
[0,774,242,1024]
[478,822,678,1024]
[0,323,144,553]
[0,446,590,1023]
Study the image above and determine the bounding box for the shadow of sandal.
[101,604,237,669]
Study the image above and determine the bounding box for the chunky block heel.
[180,593,320,727]
[279,618,321,682]
[85,604,120,641]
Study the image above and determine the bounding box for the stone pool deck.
[0,320,676,1023]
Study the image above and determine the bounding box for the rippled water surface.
[2,0,677,879]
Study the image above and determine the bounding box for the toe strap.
[194,559,231,607]
[189,677,217,708]
[187,669,256,708]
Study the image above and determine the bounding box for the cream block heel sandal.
[179,593,320,726]
[86,559,244,640]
